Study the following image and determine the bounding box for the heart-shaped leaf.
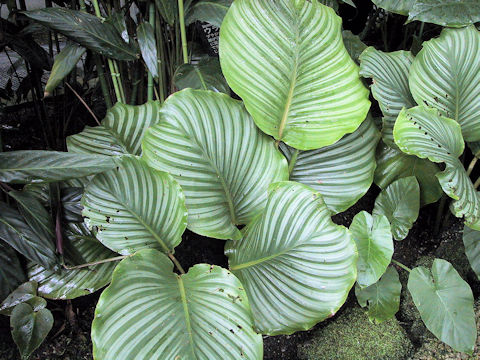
[142,89,288,240]
[44,43,86,97]
[219,0,370,150]
[355,266,401,324]
[0,202,58,269]
[23,8,137,61]
[373,176,420,241]
[281,115,379,214]
[463,225,480,280]
[350,211,393,288]
[28,222,117,300]
[394,106,480,228]
[374,142,442,206]
[137,22,158,79]
[0,151,116,184]
[186,0,233,28]
[0,242,26,302]
[11,303,53,360]
[92,249,263,360]
[174,57,230,94]
[67,101,161,156]
[359,47,415,146]
[408,259,476,354]
[226,181,357,335]
[82,156,187,255]
[409,26,480,142]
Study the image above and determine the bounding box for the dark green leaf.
[408,259,476,354]
[11,303,53,360]
[463,225,480,280]
[155,0,177,25]
[0,242,25,302]
[355,266,401,324]
[174,57,229,94]
[137,22,158,79]
[23,8,137,61]
[0,281,37,316]
[372,0,415,15]
[0,151,116,184]
[342,30,366,64]
[407,0,480,27]
[373,176,420,241]
[186,0,233,28]
[0,202,58,269]
[350,211,393,288]
[44,43,86,96]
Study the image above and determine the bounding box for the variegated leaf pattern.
[226,181,357,335]
[92,250,263,360]
[67,101,161,156]
[219,0,370,150]
[142,89,288,240]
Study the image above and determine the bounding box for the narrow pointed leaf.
[219,0,370,150]
[61,187,83,222]
[155,0,177,25]
[355,266,401,324]
[92,249,263,360]
[359,47,415,146]
[28,222,117,300]
[408,0,480,27]
[0,242,26,302]
[0,281,37,316]
[137,22,158,79]
[350,211,393,288]
[0,202,58,269]
[82,156,187,255]
[44,43,85,96]
[67,101,161,156]
[11,303,53,360]
[186,0,233,27]
[409,26,480,142]
[394,106,480,227]
[23,8,137,61]
[227,181,357,335]
[142,89,288,240]
[463,225,480,280]
[373,176,420,241]
[281,116,379,214]
[174,57,229,94]
[374,142,442,206]
[408,259,476,354]
[0,151,116,184]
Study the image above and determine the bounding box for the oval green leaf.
[281,115,379,214]
[186,0,233,28]
[408,259,476,354]
[67,101,161,156]
[82,156,187,255]
[373,176,420,241]
[409,26,480,142]
[407,1,480,27]
[92,249,263,360]
[226,181,357,335]
[462,225,480,281]
[219,0,370,150]
[174,57,230,94]
[137,22,158,79]
[142,89,288,240]
[350,211,393,288]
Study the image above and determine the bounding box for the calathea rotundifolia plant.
[0,0,478,358]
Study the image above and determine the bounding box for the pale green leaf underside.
[142,89,288,240]
[281,115,379,214]
[359,47,415,147]
[355,266,401,324]
[408,259,476,354]
[373,176,419,241]
[409,26,480,142]
[227,181,357,335]
[28,223,117,300]
[82,156,187,255]
[67,101,161,156]
[374,142,442,206]
[394,106,480,227]
[92,249,263,360]
[350,211,393,288]
[219,0,370,150]
[462,225,480,280]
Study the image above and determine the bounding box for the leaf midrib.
[177,276,197,359]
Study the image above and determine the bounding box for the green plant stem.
[434,194,447,235]
[467,156,478,176]
[288,149,299,175]
[63,255,130,270]
[392,259,411,273]
[147,2,155,101]
[94,56,113,108]
[155,16,166,102]
[168,253,186,274]
[474,176,480,189]
[177,0,188,64]
[113,60,125,102]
